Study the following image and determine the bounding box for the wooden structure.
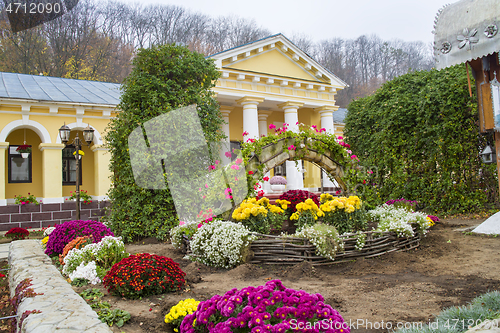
[182,227,422,266]
[434,0,500,188]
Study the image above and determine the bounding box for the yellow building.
[0,33,347,206]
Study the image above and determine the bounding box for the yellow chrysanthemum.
[165,299,200,324]
[257,197,269,206]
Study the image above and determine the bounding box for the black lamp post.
[59,124,94,220]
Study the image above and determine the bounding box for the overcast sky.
[119,0,454,44]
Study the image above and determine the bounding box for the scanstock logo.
[128,105,248,223]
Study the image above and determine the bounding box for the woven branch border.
[182,227,421,266]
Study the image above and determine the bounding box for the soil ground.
[4,217,500,332]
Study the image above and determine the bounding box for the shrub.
[269,176,287,185]
[104,43,225,242]
[103,253,185,299]
[5,227,29,240]
[180,279,350,332]
[279,189,319,213]
[164,299,200,332]
[62,236,129,277]
[345,65,497,214]
[320,195,367,234]
[59,236,93,265]
[189,221,257,268]
[45,220,114,256]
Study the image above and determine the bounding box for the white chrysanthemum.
[189,221,257,268]
[369,204,430,237]
[44,227,56,236]
[62,236,128,276]
[69,261,101,285]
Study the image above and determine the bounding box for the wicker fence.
[182,227,421,266]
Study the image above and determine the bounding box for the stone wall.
[0,201,110,231]
[8,240,112,332]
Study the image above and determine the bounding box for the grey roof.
[0,72,121,105]
[333,108,347,124]
[433,0,500,70]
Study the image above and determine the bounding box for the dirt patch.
[62,217,500,333]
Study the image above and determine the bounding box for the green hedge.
[345,65,498,214]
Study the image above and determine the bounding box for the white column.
[316,106,337,189]
[219,106,233,165]
[258,111,271,138]
[237,97,264,140]
[258,111,272,193]
[278,102,304,190]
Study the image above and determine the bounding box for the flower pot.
[21,153,29,159]
[270,184,286,193]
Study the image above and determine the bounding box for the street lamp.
[480,144,495,164]
[59,123,94,220]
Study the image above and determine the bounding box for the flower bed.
[181,226,421,266]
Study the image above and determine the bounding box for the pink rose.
[269,124,276,129]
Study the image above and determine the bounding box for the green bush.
[104,44,224,242]
[345,65,498,214]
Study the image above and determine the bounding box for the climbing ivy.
[344,65,498,214]
[240,123,365,197]
[104,44,224,242]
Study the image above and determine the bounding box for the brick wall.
[0,201,110,231]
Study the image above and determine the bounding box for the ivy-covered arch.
[240,125,363,197]
[245,137,347,190]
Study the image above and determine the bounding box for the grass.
[396,291,500,333]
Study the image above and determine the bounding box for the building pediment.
[209,34,347,89]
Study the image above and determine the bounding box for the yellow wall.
[61,130,95,197]
[228,107,244,141]
[226,49,320,82]
[5,129,43,198]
